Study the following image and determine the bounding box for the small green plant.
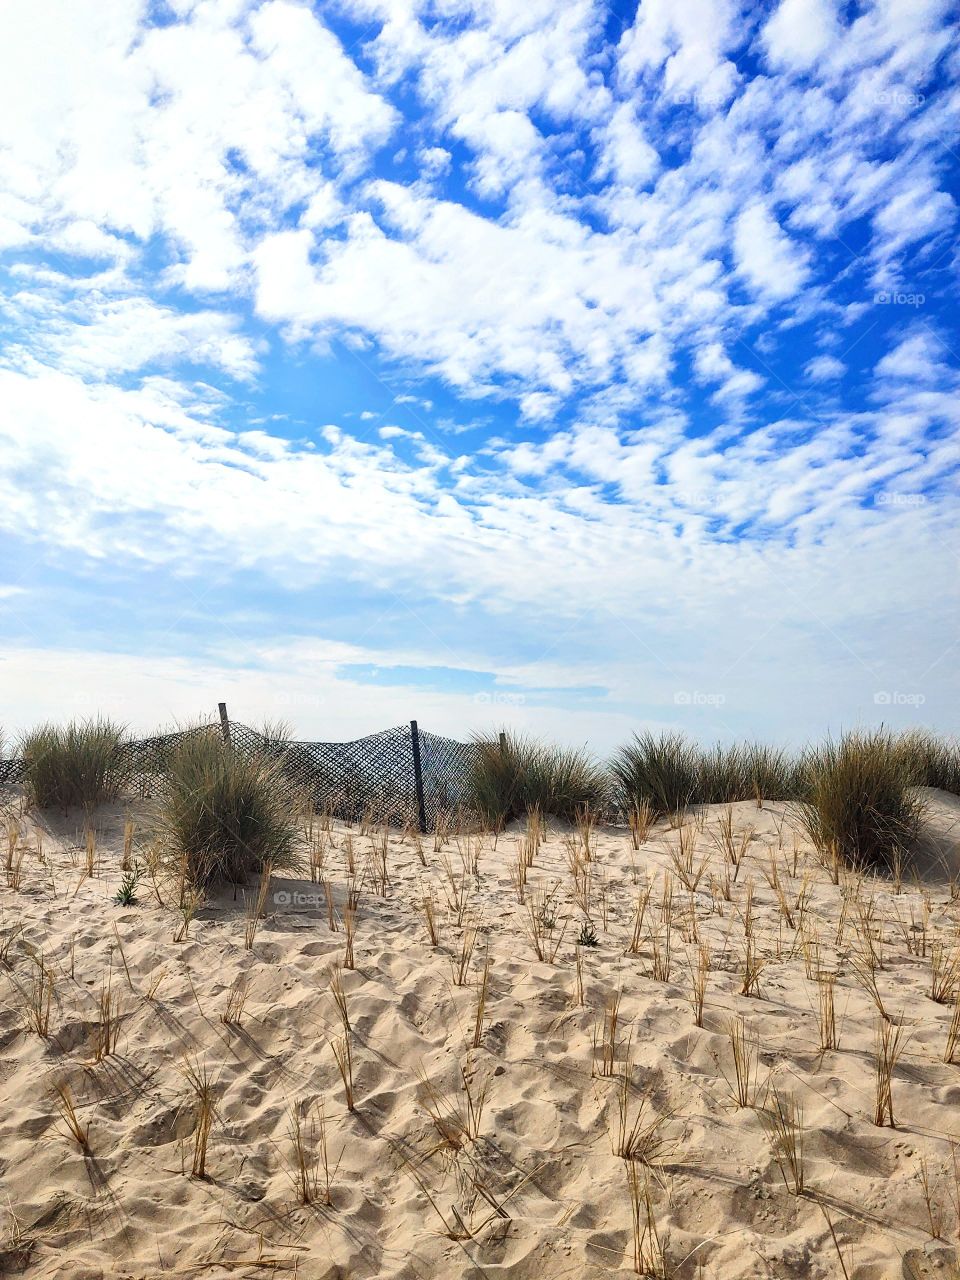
[577,920,600,947]
[113,868,140,906]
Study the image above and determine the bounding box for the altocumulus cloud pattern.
[0,0,957,748]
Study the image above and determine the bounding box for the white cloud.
[2,292,260,381]
[805,354,846,381]
[694,342,764,401]
[734,201,810,301]
[593,102,660,187]
[874,331,948,383]
[0,0,396,289]
[1,0,958,747]
[617,0,742,106]
[761,0,840,72]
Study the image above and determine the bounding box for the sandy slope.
[2,791,960,1279]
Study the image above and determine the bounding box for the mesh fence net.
[0,721,480,830]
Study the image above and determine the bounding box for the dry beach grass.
[2,772,960,1277]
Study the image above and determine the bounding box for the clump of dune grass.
[156,729,302,888]
[799,731,924,873]
[613,733,802,817]
[20,718,127,811]
[896,730,960,795]
[743,743,803,805]
[467,731,608,828]
[612,732,698,818]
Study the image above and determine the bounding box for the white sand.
[2,791,960,1278]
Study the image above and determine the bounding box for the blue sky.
[0,0,957,752]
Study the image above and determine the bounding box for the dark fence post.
[410,719,427,834]
[218,702,232,747]
[499,730,507,756]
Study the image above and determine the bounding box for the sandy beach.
[3,791,960,1279]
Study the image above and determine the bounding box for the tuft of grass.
[183,1058,216,1178]
[816,969,839,1052]
[221,974,250,1025]
[593,989,621,1077]
[21,718,127,811]
[873,1018,906,1127]
[761,1089,805,1196]
[688,943,710,1028]
[724,1016,762,1109]
[417,1060,489,1150]
[472,954,490,1049]
[895,730,960,795]
[467,731,608,828]
[11,954,54,1037]
[799,731,924,873]
[612,733,800,818]
[943,990,960,1064]
[331,1033,355,1112]
[342,899,356,970]
[628,798,654,849]
[931,942,960,1005]
[612,1047,675,1168]
[612,732,698,818]
[287,1098,338,1206]
[329,964,350,1033]
[51,1080,91,1154]
[524,886,566,963]
[243,862,273,950]
[90,970,122,1062]
[451,920,479,986]
[626,1162,667,1277]
[156,730,302,888]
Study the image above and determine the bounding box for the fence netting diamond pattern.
[1,721,480,830]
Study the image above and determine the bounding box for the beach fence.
[0,709,480,833]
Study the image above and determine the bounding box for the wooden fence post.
[218,702,231,747]
[499,730,507,757]
[410,719,427,835]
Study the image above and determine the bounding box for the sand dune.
[2,792,960,1278]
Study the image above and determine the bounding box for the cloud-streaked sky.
[0,0,957,751]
